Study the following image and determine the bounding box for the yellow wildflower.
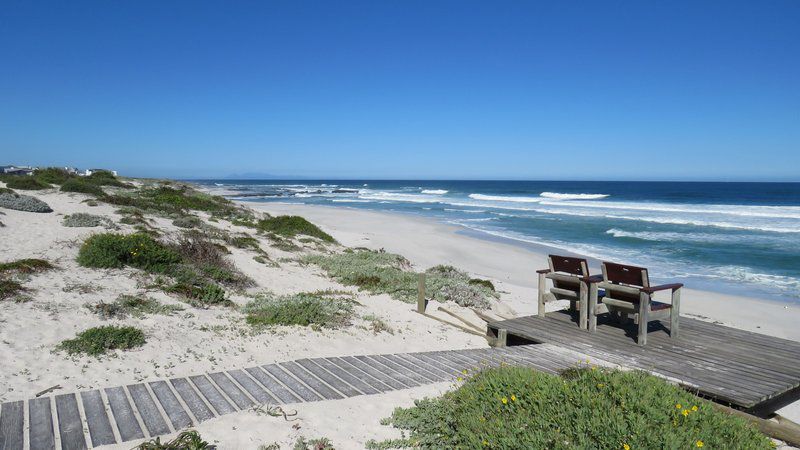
[691,405,698,411]
[483,440,489,446]
[682,409,689,417]
[501,397,508,404]
[676,404,682,409]
[696,440,704,448]
[623,444,631,450]
[457,377,463,382]
[510,394,517,402]
[462,369,468,375]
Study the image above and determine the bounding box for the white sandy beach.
[2,183,800,449]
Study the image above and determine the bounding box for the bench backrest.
[601,262,650,302]
[548,255,589,292]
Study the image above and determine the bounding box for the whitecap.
[421,189,448,195]
[540,192,610,200]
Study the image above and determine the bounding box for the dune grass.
[0,278,26,300]
[256,215,335,243]
[88,294,184,319]
[61,178,106,196]
[0,258,55,274]
[244,290,355,329]
[78,233,181,272]
[303,249,496,308]
[136,431,212,450]
[3,176,50,190]
[367,365,772,449]
[59,325,146,356]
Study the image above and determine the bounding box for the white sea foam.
[540,200,800,220]
[468,194,545,203]
[539,192,609,200]
[421,189,448,195]
[358,192,443,203]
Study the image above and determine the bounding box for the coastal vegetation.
[0,279,25,301]
[61,178,106,196]
[3,176,50,190]
[87,294,184,319]
[78,233,182,272]
[0,191,53,212]
[137,431,212,450]
[303,249,496,308]
[59,325,146,356]
[244,290,355,329]
[367,365,772,449]
[256,215,335,243]
[0,258,55,274]
[62,212,115,228]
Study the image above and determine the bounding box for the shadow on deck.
[487,310,800,417]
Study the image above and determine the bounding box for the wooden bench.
[537,255,601,329]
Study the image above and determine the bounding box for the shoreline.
[239,200,800,341]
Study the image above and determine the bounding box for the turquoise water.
[197,180,800,303]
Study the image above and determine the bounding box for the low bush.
[88,294,184,319]
[469,278,495,291]
[244,290,355,329]
[136,430,212,450]
[4,177,49,190]
[171,232,251,289]
[0,279,25,300]
[368,366,771,449]
[84,170,130,187]
[104,186,239,216]
[61,178,105,196]
[33,167,76,185]
[166,267,228,306]
[77,233,181,272]
[257,215,335,243]
[172,215,203,228]
[0,192,53,213]
[0,258,55,274]
[62,212,114,228]
[59,325,146,356]
[304,250,496,308]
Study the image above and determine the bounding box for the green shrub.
[59,325,146,356]
[84,170,130,187]
[104,186,237,215]
[166,266,228,305]
[244,290,354,329]
[88,294,184,319]
[77,233,181,272]
[61,178,105,196]
[368,366,771,449]
[136,430,212,450]
[257,215,335,243]
[0,278,25,300]
[469,278,495,291]
[0,192,53,212]
[62,212,114,228]
[303,250,496,308]
[0,187,14,194]
[4,177,49,190]
[172,215,203,228]
[0,258,55,274]
[34,167,75,185]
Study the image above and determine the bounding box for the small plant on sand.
[136,430,212,449]
[62,212,115,228]
[4,176,50,190]
[303,250,496,308]
[61,178,105,196]
[77,233,181,272]
[88,294,184,319]
[165,266,229,306]
[367,365,772,449]
[0,278,26,300]
[256,215,335,243]
[0,191,53,212]
[244,290,355,329]
[172,215,203,228]
[0,258,55,274]
[363,314,394,334]
[59,325,146,356]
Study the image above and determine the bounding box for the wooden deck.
[487,311,800,417]
[0,344,597,449]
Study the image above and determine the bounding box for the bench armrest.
[536,269,551,274]
[641,283,684,294]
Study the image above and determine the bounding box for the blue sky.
[1,1,798,180]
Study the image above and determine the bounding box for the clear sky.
[1,1,798,180]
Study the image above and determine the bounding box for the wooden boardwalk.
[487,311,800,417]
[0,344,594,450]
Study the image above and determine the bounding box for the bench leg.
[537,272,546,317]
[579,281,588,330]
[638,292,649,346]
[670,287,681,339]
[588,283,598,332]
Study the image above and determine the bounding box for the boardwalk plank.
[339,356,410,390]
[189,375,236,415]
[208,372,255,409]
[169,378,214,423]
[262,364,322,402]
[355,355,422,387]
[322,357,391,393]
[244,367,301,404]
[104,387,144,442]
[0,401,24,450]
[295,359,361,397]
[149,381,193,430]
[79,390,116,447]
[280,361,344,400]
[55,394,87,449]
[227,369,277,405]
[128,384,171,437]
[303,358,377,396]
[28,397,55,450]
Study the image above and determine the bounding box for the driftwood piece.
[712,403,800,447]
[35,385,61,397]
[437,306,484,333]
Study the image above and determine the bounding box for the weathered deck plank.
[188,376,235,415]
[104,387,143,443]
[244,367,301,404]
[79,390,116,447]
[169,378,214,423]
[149,381,193,430]
[128,384,171,437]
[226,369,277,405]
[28,397,55,450]
[55,394,87,449]
[0,401,24,450]
[207,372,254,410]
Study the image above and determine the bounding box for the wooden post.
[537,271,546,317]
[417,272,426,314]
[578,281,588,330]
[671,287,681,338]
[588,282,598,332]
[496,328,508,348]
[638,291,649,346]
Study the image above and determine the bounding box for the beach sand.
[2,184,799,448]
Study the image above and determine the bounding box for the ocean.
[196,180,800,303]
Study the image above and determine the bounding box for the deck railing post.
[417,272,426,313]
